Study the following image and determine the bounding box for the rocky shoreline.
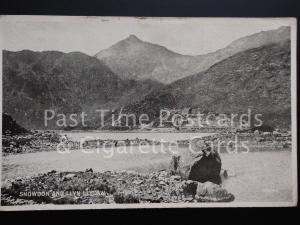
[1,169,234,205]
[1,120,291,206]
[2,130,62,155]
[2,129,292,156]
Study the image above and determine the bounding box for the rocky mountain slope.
[2,113,29,135]
[3,50,163,129]
[123,40,291,128]
[96,26,290,83]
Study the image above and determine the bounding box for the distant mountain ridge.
[122,40,291,128]
[96,26,290,83]
[3,50,162,129]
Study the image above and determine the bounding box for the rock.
[15,177,23,181]
[126,170,137,175]
[53,196,76,204]
[2,179,13,190]
[158,170,168,178]
[170,175,181,181]
[132,179,144,185]
[188,148,222,184]
[169,155,181,175]
[85,168,93,173]
[105,195,115,204]
[117,178,126,184]
[182,180,198,197]
[159,181,166,186]
[196,181,234,202]
[220,169,228,179]
[63,173,76,180]
[48,170,57,174]
[183,197,194,202]
[113,190,139,203]
[155,187,161,192]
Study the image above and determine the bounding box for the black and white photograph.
[0,16,297,210]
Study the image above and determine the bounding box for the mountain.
[2,113,29,135]
[3,50,163,129]
[123,40,291,128]
[96,34,199,83]
[95,26,290,84]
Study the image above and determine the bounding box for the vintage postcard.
[0,16,297,210]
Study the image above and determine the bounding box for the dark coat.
[188,149,222,184]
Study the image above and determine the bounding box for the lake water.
[2,132,294,203]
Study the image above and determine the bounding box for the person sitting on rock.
[188,140,222,185]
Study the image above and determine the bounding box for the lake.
[2,132,294,203]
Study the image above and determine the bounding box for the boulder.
[195,181,234,202]
[188,149,222,184]
[2,179,13,190]
[181,180,198,197]
[169,155,181,176]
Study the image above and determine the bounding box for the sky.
[0,16,294,56]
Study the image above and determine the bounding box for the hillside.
[2,113,29,135]
[3,50,163,129]
[96,26,290,84]
[123,40,291,128]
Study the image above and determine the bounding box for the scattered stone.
[113,190,139,203]
[183,197,194,202]
[126,170,137,175]
[170,175,181,181]
[2,179,13,190]
[155,187,161,192]
[63,173,76,180]
[159,181,166,186]
[1,168,237,206]
[132,179,144,185]
[85,168,93,173]
[48,170,57,174]
[158,170,168,178]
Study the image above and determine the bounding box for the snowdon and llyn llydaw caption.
[0,16,297,210]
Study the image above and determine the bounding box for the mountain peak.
[125,34,142,42]
[96,26,291,84]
